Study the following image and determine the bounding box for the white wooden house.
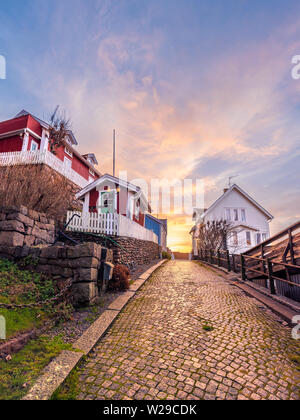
[191,184,274,255]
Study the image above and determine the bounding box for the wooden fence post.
[288,229,295,265]
[267,258,276,295]
[241,255,247,281]
[217,250,221,267]
[232,254,236,273]
[210,249,213,264]
[226,250,231,272]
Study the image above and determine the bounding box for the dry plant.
[197,219,232,251]
[0,165,78,221]
[108,265,130,292]
[48,106,71,155]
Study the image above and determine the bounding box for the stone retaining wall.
[0,242,113,306]
[0,205,55,247]
[65,232,161,269]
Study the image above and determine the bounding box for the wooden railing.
[244,220,300,265]
[66,211,158,244]
[0,150,90,188]
[197,247,300,303]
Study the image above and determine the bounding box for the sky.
[1,0,300,251]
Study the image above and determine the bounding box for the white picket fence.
[66,211,158,243]
[0,150,90,188]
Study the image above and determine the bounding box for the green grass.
[0,258,57,339]
[202,324,214,332]
[51,358,86,400]
[0,307,47,339]
[0,335,73,400]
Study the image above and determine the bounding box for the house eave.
[76,174,151,212]
[201,184,274,221]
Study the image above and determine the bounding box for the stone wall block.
[73,268,98,283]
[0,231,24,247]
[0,220,25,234]
[7,213,34,227]
[72,282,98,306]
[69,257,99,269]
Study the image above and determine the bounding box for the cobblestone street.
[74,261,300,400]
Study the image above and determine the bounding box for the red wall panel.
[27,115,42,137]
[89,189,99,213]
[72,155,90,180]
[0,136,23,152]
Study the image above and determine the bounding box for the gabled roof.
[82,153,98,166]
[202,184,274,221]
[15,110,78,145]
[76,174,151,212]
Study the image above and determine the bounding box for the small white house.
[191,184,274,255]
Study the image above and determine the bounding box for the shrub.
[162,251,172,260]
[108,265,130,292]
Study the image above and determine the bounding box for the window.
[30,140,38,151]
[234,209,238,221]
[256,233,262,245]
[225,209,231,221]
[135,200,140,219]
[89,168,95,177]
[232,231,238,246]
[262,233,267,242]
[246,231,251,246]
[100,191,115,214]
[241,209,246,222]
[65,147,73,158]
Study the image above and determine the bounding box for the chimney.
[224,188,229,194]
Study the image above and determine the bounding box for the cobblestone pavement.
[75,261,300,400]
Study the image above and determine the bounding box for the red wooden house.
[67,174,158,243]
[0,110,101,188]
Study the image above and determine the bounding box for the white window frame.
[99,190,117,214]
[89,168,95,176]
[246,231,251,246]
[241,209,246,222]
[232,231,238,246]
[65,147,73,158]
[262,233,267,242]
[225,208,231,221]
[256,233,262,245]
[30,139,39,152]
[135,200,140,219]
[233,209,239,222]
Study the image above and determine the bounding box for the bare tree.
[48,106,71,155]
[197,219,232,251]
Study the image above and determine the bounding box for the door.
[100,191,116,214]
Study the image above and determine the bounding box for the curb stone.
[22,259,166,400]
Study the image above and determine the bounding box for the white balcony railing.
[66,211,158,244]
[0,150,90,189]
